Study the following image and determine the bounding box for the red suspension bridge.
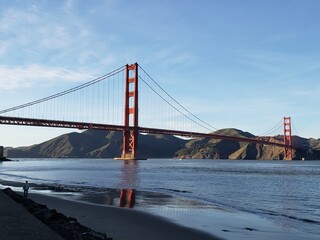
[0,63,294,160]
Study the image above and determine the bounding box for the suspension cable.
[138,65,218,132]
[0,65,126,115]
[258,118,283,136]
[139,75,214,132]
[292,120,300,136]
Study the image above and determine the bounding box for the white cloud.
[0,65,95,90]
[0,8,44,47]
[0,6,91,58]
[0,4,119,73]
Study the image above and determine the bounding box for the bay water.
[1,159,319,239]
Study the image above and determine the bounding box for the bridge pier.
[115,63,146,160]
[283,117,293,160]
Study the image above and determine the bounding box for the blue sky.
[1,0,320,147]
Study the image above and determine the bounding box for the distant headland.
[3,129,320,160]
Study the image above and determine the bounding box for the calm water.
[1,159,320,239]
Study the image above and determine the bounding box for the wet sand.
[1,179,316,240]
[29,192,222,240]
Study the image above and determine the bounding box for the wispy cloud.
[0,3,118,89]
[0,5,106,65]
[153,46,195,66]
[0,7,72,49]
[237,51,286,74]
[0,65,94,90]
[254,33,297,47]
[291,88,317,96]
[236,49,320,81]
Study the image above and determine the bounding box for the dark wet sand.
[29,193,223,240]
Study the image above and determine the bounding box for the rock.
[2,188,110,240]
[0,157,12,161]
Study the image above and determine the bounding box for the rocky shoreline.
[0,157,12,161]
[2,188,112,240]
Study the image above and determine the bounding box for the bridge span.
[0,63,294,160]
[0,115,291,150]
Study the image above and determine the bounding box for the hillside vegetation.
[4,129,320,160]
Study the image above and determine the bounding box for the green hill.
[4,128,320,160]
[5,130,186,158]
[176,129,320,160]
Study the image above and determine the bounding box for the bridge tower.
[115,63,144,160]
[283,116,293,160]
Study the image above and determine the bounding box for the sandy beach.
[1,177,318,240]
[28,192,222,240]
[1,158,319,240]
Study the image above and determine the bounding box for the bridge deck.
[0,116,291,149]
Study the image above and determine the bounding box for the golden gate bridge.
[0,63,294,160]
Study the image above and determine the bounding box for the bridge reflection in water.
[119,188,136,208]
[118,160,139,208]
[82,161,139,207]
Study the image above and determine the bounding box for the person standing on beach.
[23,181,30,198]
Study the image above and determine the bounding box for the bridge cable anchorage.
[258,118,283,137]
[138,65,219,132]
[0,65,126,115]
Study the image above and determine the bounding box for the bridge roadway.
[0,116,291,149]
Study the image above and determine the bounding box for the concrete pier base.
[114,157,147,160]
[114,153,147,160]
